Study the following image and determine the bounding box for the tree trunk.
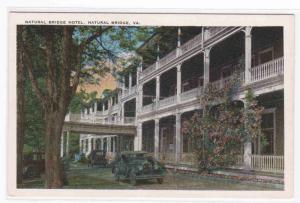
[44,110,66,188]
[17,26,25,187]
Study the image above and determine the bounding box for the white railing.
[158,95,177,108]
[158,49,177,68]
[181,33,203,55]
[129,85,137,94]
[250,57,284,82]
[140,27,230,79]
[140,63,156,78]
[122,85,137,98]
[180,87,203,102]
[250,155,284,173]
[210,72,244,90]
[206,27,227,40]
[112,104,119,111]
[124,117,136,124]
[141,103,155,114]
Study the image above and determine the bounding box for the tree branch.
[21,37,47,108]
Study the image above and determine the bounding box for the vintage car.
[88,150,108,167]
[112,151,166,185]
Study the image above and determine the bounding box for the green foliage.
[24,76,45,152]
[69,89,97,113]
[182,72,264,172]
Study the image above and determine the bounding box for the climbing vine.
[182,72,265,172]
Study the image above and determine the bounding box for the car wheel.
[157,178,163,184]
[129,171,137,186]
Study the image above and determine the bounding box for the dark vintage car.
[88,150,108,167]
[112,151,166,185]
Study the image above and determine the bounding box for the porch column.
[79,138,82,153]
[203,48,211,86]
[135,122,142,151]
[176,27,182,57]
[176,64,182,103]
[121,102,125,124]
[154,118,160,159]
[94,101,97,112]
[60,132,64,157]
[156,76,160,108]
[101,138,104,150]
[175,113,182,163]
[244,141,252,170]
[93,137,96,150]
[102,102,105,112]
[88,137,92,154]
[244,26,252,84]
[66,131,70,158]
[112,137,116,153]
[129,73,132,92]
[107,137,111,154]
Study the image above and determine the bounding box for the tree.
[17,26,26,186]
[18,25,152,188]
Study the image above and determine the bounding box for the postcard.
[7,11,294,200]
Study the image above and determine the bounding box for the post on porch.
[129,72,132,92]
[176,64,182,103]
[203,48,211,86]
[244,141,252,170]
[94,101,97,113]
[244,26,252,84]
[156,75,160,108]
[101,138,104,150]
[154,118,159,159]
[60,132,64,157]
[66,131,70,158]
[176,27,182,56]
[107,137,111,155]
[175,113,182,163]
[121,102,125,124]
[93,137,96,151]
[88,137,92,155]
[135,122,142,151]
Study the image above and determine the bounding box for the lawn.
[21,162,283,190]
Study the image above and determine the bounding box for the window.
[258,47,274,64]
[253,108,276,155]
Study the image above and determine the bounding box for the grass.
[21,162,283,190]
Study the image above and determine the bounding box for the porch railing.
[158,49,177,68]
[112,104,119,111]
[250,154,284,173]
[180,87,203,102]
[206,27,227,40]
[158,95,177,108]
[140,27,228,79]
[181,33,203,55]
[140,63,156,78]
[122,85,137,98]
[141,103,155,114]
[124,117,136,124]
[250,57,284,82]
